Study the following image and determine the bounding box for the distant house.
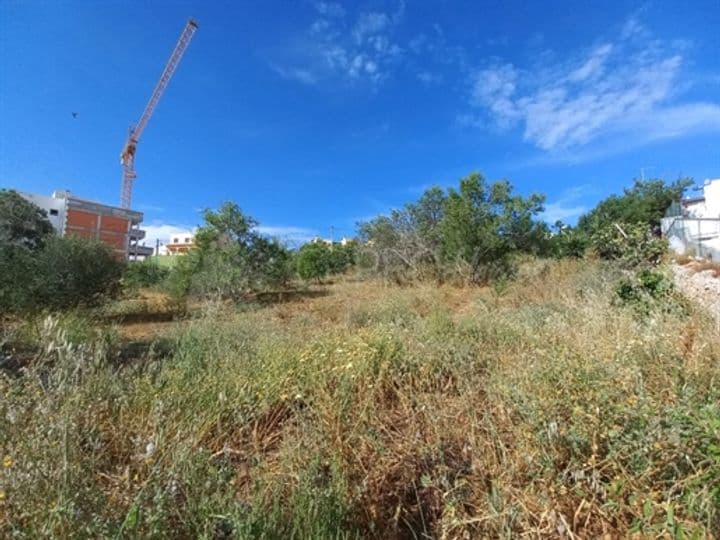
[662,178,720,260]
[311,236,355,246]
[311,236,333,245]
[18,190,152,259]
[166,233,195,255]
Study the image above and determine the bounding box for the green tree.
[359,172,546,283]
[576,178,690,265]
[439,173,545,282]
[296,242,331,282]
[167,202,292,299]
[577,178,692,236]
[0,189,55,250]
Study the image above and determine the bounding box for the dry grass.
[674,255,720,278]
[1,259,719,538]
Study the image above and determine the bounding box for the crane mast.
[120,18,198,209]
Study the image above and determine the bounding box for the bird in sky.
[71,112,78,119]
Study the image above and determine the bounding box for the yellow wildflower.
[2,456,12,468]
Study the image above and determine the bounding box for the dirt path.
[672,263,720,325]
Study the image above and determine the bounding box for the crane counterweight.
[119,18,198,209]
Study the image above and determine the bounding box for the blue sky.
[1,0,719,247]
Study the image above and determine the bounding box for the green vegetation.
[0,190,124,314]
[3,174,717,538]
[295,241,356,282]
[2,260,718,537]
[0,189,55,250]
[165,203,293,300]
[578,178,692,236]
[124,259,171,290]
[358,172,546,284]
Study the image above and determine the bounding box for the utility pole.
[330,225,335,243]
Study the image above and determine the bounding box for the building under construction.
[19,190,153,259]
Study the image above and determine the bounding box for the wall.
[64,209,131,257]
[18,191,142,259]
[18,192,67,233]
[662,216,720,260]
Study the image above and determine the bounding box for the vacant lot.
[1,259,719,538]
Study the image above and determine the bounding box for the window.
[173,237,179,244]
[49,209,59,216]
[185,237,190,243]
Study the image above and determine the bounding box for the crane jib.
[119,18,198,209]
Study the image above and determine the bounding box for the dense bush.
[577,178,691,237]
[295,241,355,282]
[614,268,680,315]
[590,222,668,267]
[167,203,293,299]
[0,191,124,313]
[0,235,124,313]
[358,172,546,284]
[0,189,55,250]
[545,222,588,258]
[123,259,170,290]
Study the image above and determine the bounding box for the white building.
[662,178,720,260]
[166,232,195,255]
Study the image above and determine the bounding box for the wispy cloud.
[464,17,720,154]
[273,2,405,86]
[135,203,165,213]
[312,1,345,18]
[417,71,442,85]
[541,185,596,224]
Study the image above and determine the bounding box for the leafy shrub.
[32,235,124,310]
[614,269,680,315]
[167,203,293,300]
[546,223,588,258]
[577,177,691,237]
[295,241,355,282]
[0,235,124,314]
[359,172,546,284]
[0,189,55,250]
[123,259,170,290]
[591,222,668,267]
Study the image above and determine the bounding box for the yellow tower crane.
[119,18,198,209]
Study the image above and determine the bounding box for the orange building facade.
[20,191,147,259]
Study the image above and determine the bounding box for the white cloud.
[471,64,520,128]
[353,12,391,43]
[274,2,404,86]
[542,202,588,224]
[466,19,720,153]
[541,185,595,224]
[271,65,318,85]
[417,71,441,85]
[567,43,613,82]
[313,1,345,18]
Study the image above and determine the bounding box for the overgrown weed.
[1,259,718,538]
